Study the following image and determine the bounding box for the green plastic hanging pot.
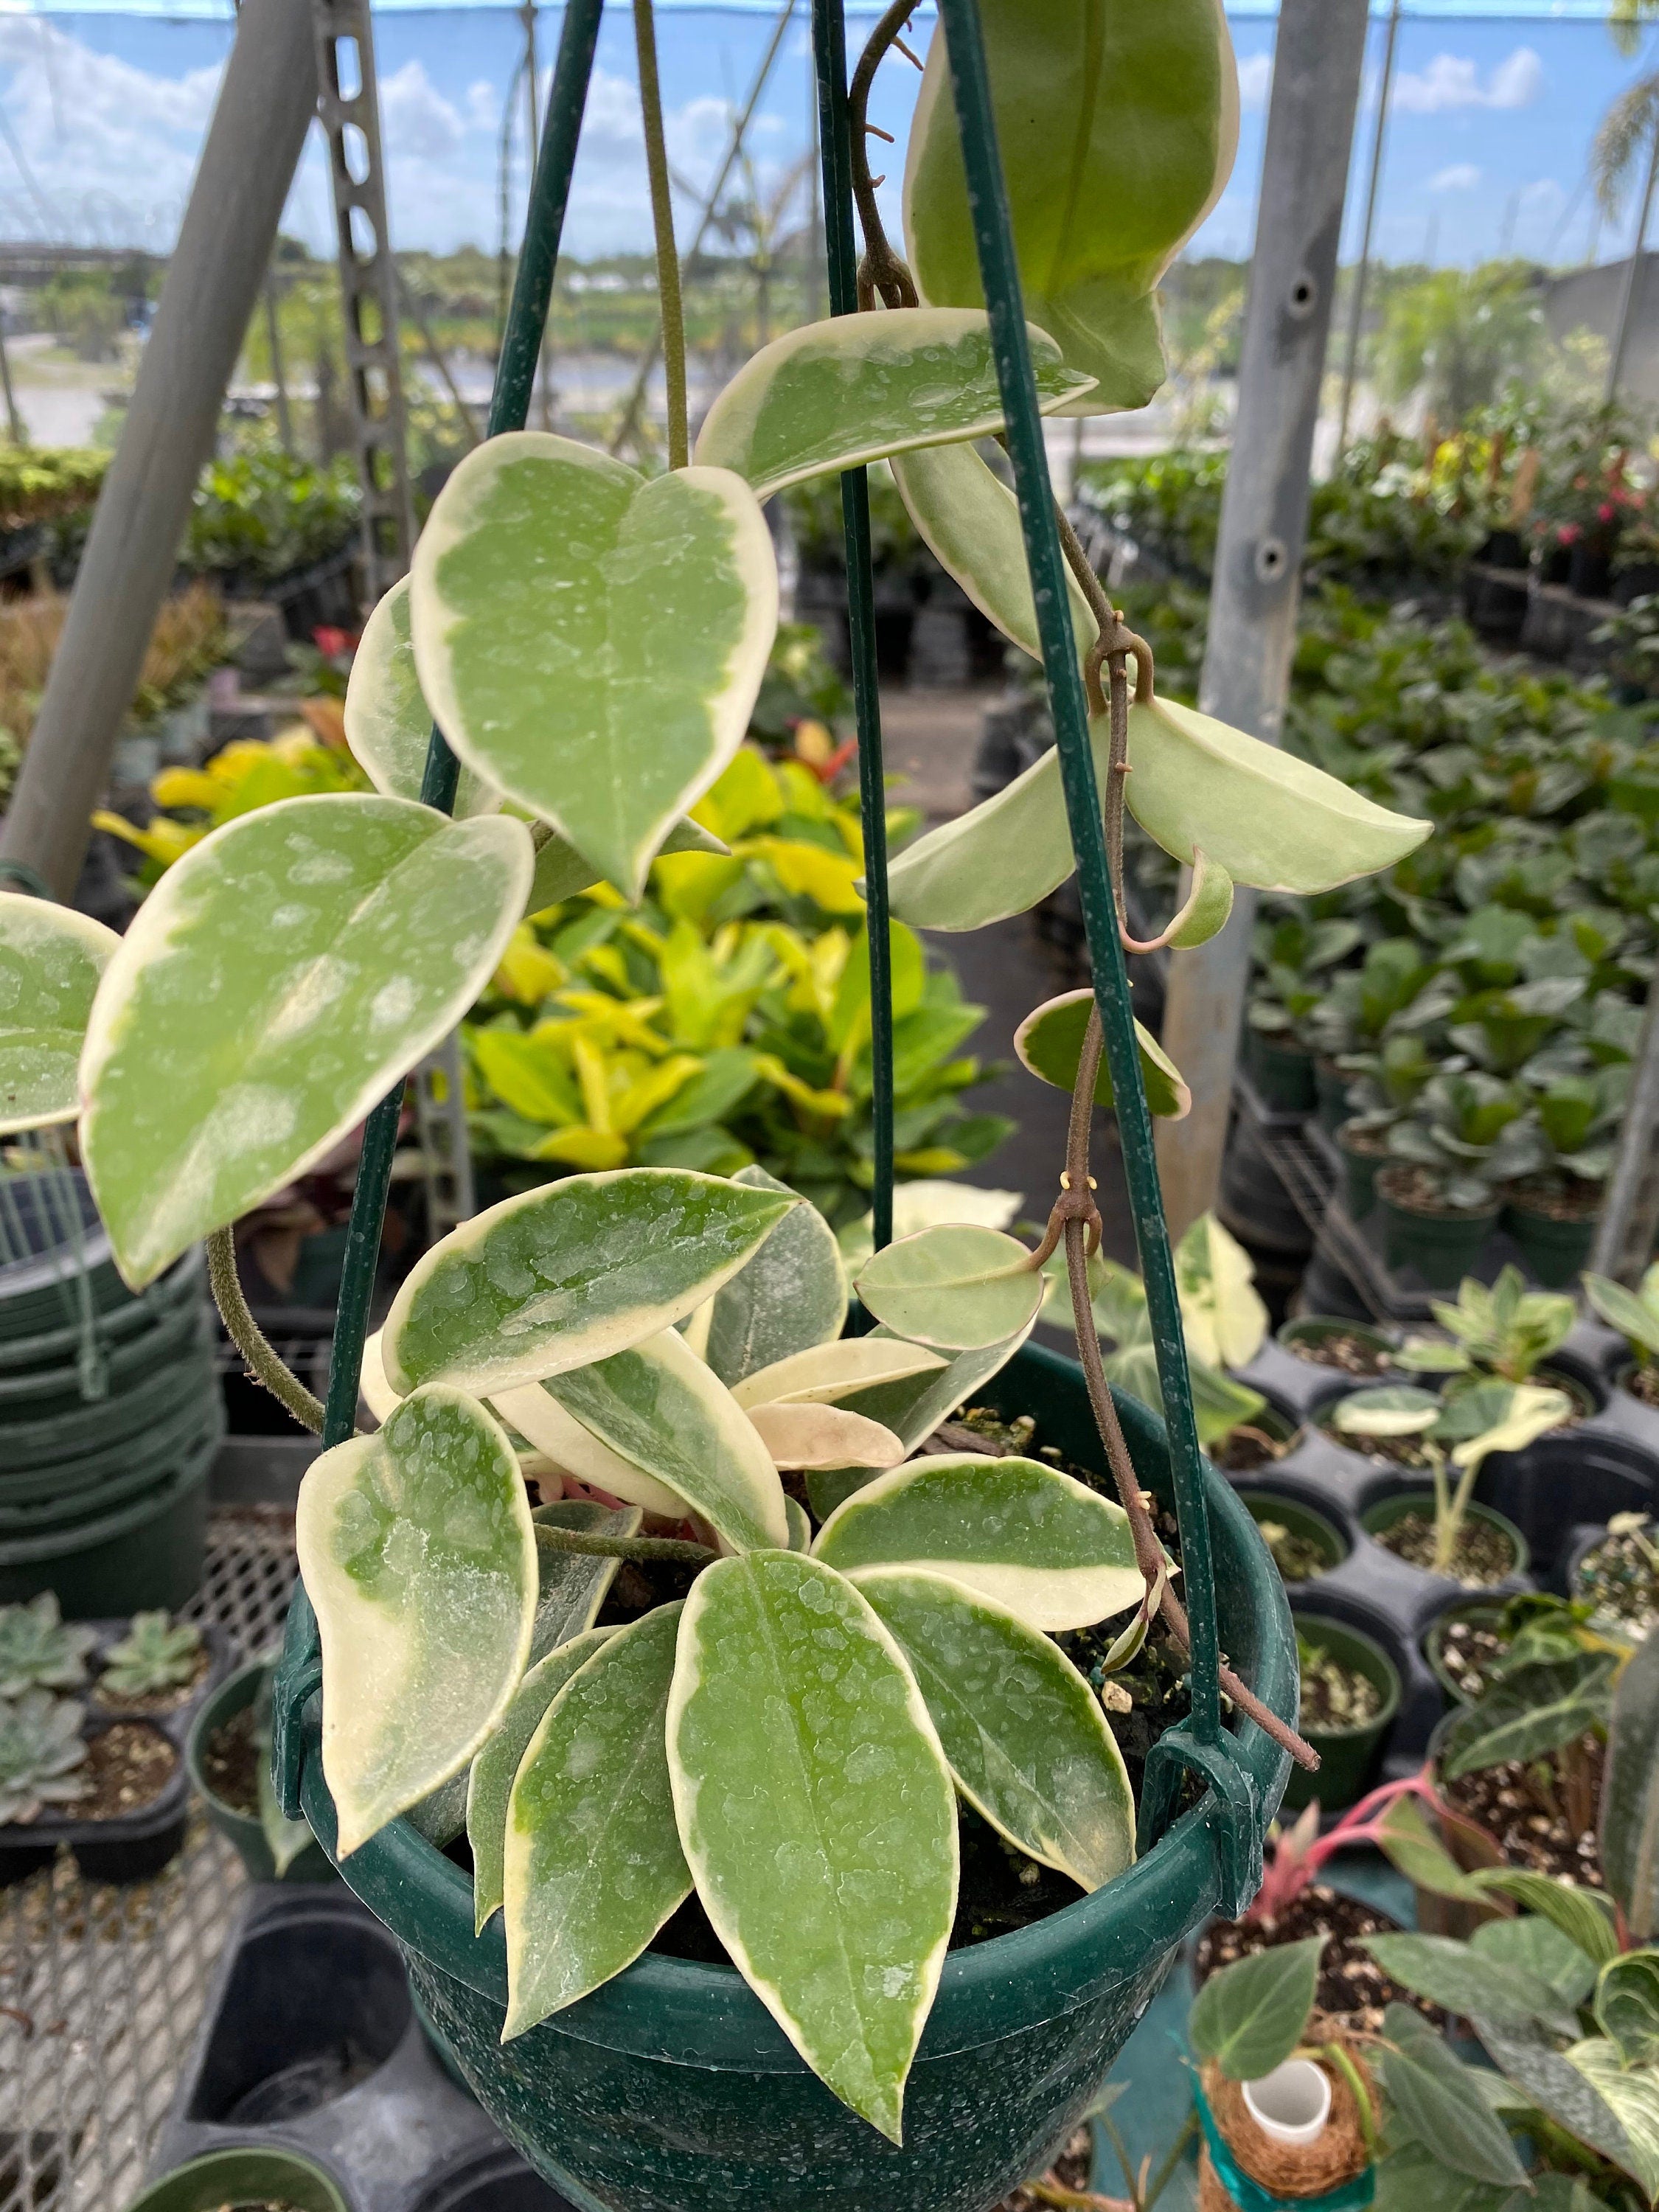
[291,1348,1296,2212]
[0,1390,216,1513]
[1242,1029,1315,1114]
[0,1332,216,1470]
[0,1293,206,1414]
[1279,1615,1401,1815]
[1499,1195,1599,1289]
[186,1661,336,1885]
[0,1248,202,1376]
[1377,1170,1498,1289]
[126,2148,349,2212]
[0,1398,220,1535]
[0,1427,215,1612]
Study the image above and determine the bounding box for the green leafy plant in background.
[0,0,1444,2143]
[1385,1071,1545,1214]
[100,1613,204,1699]
[1396,1265,1576,1386]
[184,437,363,584]
[1585,1265,1659,1376]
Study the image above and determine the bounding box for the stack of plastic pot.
[0,1153,220,1613]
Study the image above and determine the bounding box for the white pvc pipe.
[1243,2059,1332,2148]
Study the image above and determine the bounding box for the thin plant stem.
[1142,2111,1200,2211]
[535,1523,715,1566]
[1430,1444,1453,1573]
[848,0,921,307]
[206,1227,327,1436]
[633,0,689,467]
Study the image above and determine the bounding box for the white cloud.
[1520,178,1564,214]
[380,62,465,164]
[1431,163,1482,192]
[1394,46,1544,115]
[1236,54,1272,111]
[465,80,498,134]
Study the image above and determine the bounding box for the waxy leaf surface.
[529,1498,640,1660]
[855,1223,1043,1352]
[0,894,117,1134]
[694,309,1093,499]
[731,1337,947,1411]
[1015,991,1190,1119]
[82,795,530,1288]
[814,1454,1140,1630]
[855,1567,1134,1890]
[544,1326,790,1552]
[1189,1935,1324,2081]
[493,1385,686,1519]
[295,1385,536,1857]
[748,1401,904,1472]
[345,576,498,818]
[903,0,1237,413]
[667,1553,956,2141]
[383,1168,796,1397]
[469,1624,614,1934]
[703,1163,846,1386]
[504,1604,689,2035]
[412,433,777,900]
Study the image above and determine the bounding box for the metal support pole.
[0,0,318,900]
[264,267,296,456]
[1608,119,1659,402]
[1335,0,1400,454]
[313,0,414,599]
[1153,0,1369,1241]
[0,314,24,447]
[521,0,556,431]
[1590,995,1659,1284]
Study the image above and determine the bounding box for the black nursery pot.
[1280,1613,1402,1815]
[1376,1169,1498,1290]
[1474,1427,1659,1595]
[1500,1192,1599,1289]
[1335,1123,1387,1224]
[1568,542,1615,600]
[1242,1029,1315,1114]
[1615,559,1659,606]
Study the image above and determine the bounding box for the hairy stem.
[633,0,689,467]
[848,0,921,308]
[206,1227,327,1436]
[535,1523,716,1566]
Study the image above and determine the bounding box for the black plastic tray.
[150,1885,580,2211]
[0,1618,231,1884]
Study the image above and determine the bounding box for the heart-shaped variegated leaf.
[694,309,1093,500]
[853,1567,1135,1891]
[495,1385,686,1519]
[747,1401,905,1472]
[504,1604,690,2036]
[529,1499,640,1660]
[1015,992,1190,1119]
[0,894,119,1135]
[813,1454,1141,1630]
[81,795,531,1288]
[295,1385,537,1857]
[785,1496,813,1551]
[469,1622,615,1934]
[542,1328,789,1552]
[411,433,777,901]
[667,1553,956,2142]
[903,0,1237,414]
[891,442,1097,664]
[345,576,500,818]
[346,579,728,910]
[1125,696,1430,892]
[731,1337,947,1411]
[855,1224,1043,1352]
[701,1164,847,1386]
[383,1169,796,1397]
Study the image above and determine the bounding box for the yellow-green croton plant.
[0,0,1430,2149]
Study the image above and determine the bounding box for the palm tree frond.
[1593,75,1659,218]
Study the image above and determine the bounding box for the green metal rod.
[276,0,607,1809]
[813,0,894,1252]
[931,0,1222,1744]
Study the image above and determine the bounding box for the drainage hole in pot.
[1371,1510,1515,1586]
[187,1923,411,2124]
[77,1724,177,1820]
[200,1704,259,1815]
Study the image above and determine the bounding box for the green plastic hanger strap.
[811,0,894,1252]
[930,0,1230,1759]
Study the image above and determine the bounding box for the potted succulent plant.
[0,1,1440,2203]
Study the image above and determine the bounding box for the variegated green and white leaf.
[1565,2039,1659,2200]
[667,1552,956,2141]
[0,894,119,1135]
[358,1329,401,1426]
[529,1498,640,1659]
[491,1384,686,1519]
[295,1385,536,1857]
[1014,991,1190,1120]
[383,1168,796,1397]
[411,432,777,901]
[525,814,728,917]
[814,1454,1141,1630]
[81,795,531,1288]
[747,1401,905,1472]
[693,308,1093,501]
[853,1567,1135,1891]
[891,442,1096,664]
[731,1336,947,1411]
[785,1496,813,1551]
[855,1224,1043,1352]
[903,0,1237,414]
[1176,1212,1268,1373]
[468,1622,615,1934]
[344,576,499,818]
[504,1604,690,2036]
[1124,695,1430,893]
[702,1163,846,1387]
[543,1326,790,1552]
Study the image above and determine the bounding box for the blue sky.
[2,7,1655,268]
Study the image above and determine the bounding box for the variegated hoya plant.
[0,0,1432,2146]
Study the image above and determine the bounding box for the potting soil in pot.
[1208,1425,1290,1475]
[1255,1519,1329,1584]
[1287,1331,1391,1378]
[1575,1525,1659,1640]
[77,1722,177,1820]
[1622,1367,1659,1413]
[1441,1739,1604,1885]
[1433,1613,1518,1702]
[1194,1889,1445,2039]
[1297,1636,1383,1733]
[1321,1418,1436,1472]
[1373,1512,1515,1585]
[200,1703,260,1816]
